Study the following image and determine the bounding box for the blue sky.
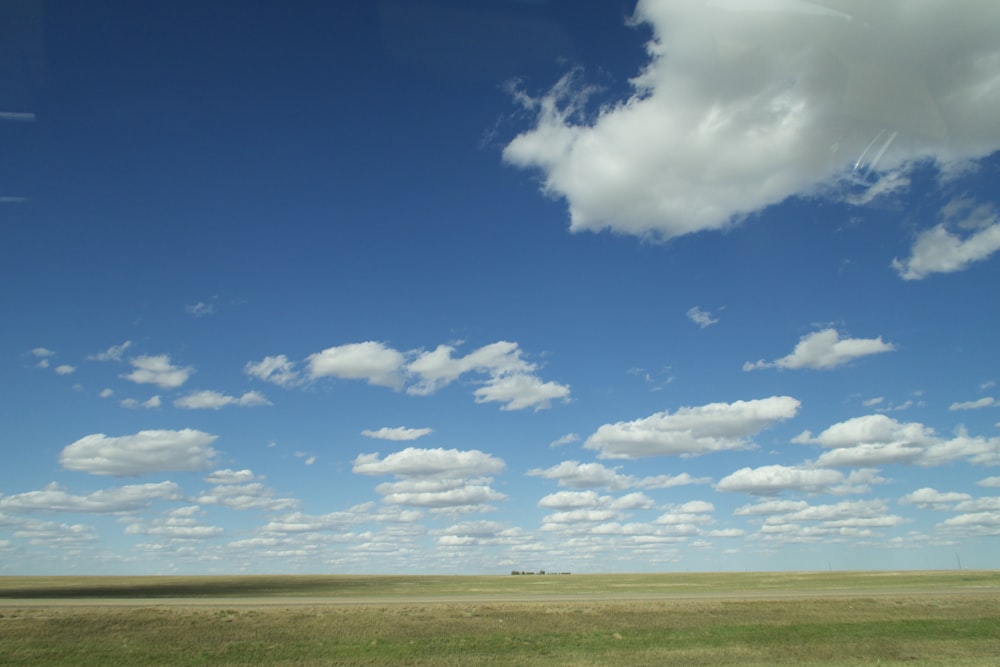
[2,0,999,575]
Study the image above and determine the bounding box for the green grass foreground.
[1,571,998,665]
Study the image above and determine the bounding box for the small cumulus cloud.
[123,354,193,389]
[584,396,800,459]
[87,341,132,362]
[950,397,996,411]
[361,427,433,441]
[744,328,894,371]
[549,433,579,448]
[120,395,162,410]
[893,199,1000,280]
[185,300,216,317]
[174,390,271,410]
[245,355,299,387]
[54,365,76,375]
[686,306,719,328]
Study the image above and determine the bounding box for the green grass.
[1,569,997,599]
[1,572,999,665]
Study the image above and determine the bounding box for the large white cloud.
[744,328,894,371]
[584,396,800,459]
[503,0,1000,240]
[59,429,218,476]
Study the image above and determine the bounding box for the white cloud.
[899,487,972,510]
[87,341,132,362]
[307,341,406,389]
[795,414,1000,467]
[124,506,224,540]
[59,429,218,476]
[687,306,719,328]
[978,477,1000,488]
[354,448,506,514]
[526,459,709,491]
[584,396,800,459]
[123,354,193,389]
[353,447,504,478]
[549,433,579,447]
[174,390,270,410]
[185,301,216,317]
[716,464,848,496]
[893,199,1000,280]
[196,469,299,512]
[503,1,1000,240]
[249,340,570,411]
[0,481,181,514]
[409,341,570,411]
[245,354,300,387]
[120,395,162,410]
[744,328,894,371]
[361,427,433,441]
[950,397,996,411]
[54,364,76,375]
[473,371,570,411]
[99,388,113,398]
[31,347,55,358]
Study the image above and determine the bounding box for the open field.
[1,571,998,665]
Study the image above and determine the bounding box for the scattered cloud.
[749,499,905,544]
[0,481,181,514]
[716,465,870,496]
[687,306,719,328]
[185,301,216,317]
[307,342,406,389]
[120,395,162,410]
[950,397,996,411]
[123,355,193,389]
[893,199,1000,280]
[548,433,579,448]
[899,487,972,510]
[354,448,506,514]
[245,355,299,387]
[794,414,1000,467]
[30,347,55,358]
[503,1,1000,240]
[196,469,299,511]
[124,506,224,540]
[59,429,218,476]
[527,460,708,491]
[361,427,433,441]
[744,328,894,371]
[249,340,570,412]
[87,341,132,362]
[54,365,76,375]
[584,396,800,459]
[174,390,271,410]
[99,388,114,398]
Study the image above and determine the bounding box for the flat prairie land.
[1,571,998,665]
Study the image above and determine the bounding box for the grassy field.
[1,571,998,665]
